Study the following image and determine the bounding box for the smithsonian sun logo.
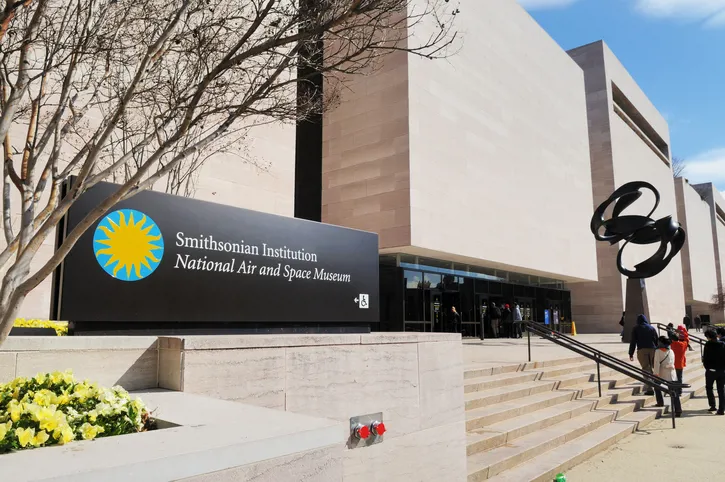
[93,209,164,281]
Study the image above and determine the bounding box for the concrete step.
[464,363,522,380]
[485,411,653,482]
[466,399,596,456]
[464,371,541,394]
[467,410,619,481]
[465,380,557,411]
[466,390,579,432]
[520,350,630,371]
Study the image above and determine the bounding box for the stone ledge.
[160,332,460,350]
[0,390,346,482]
[0,336,159,352]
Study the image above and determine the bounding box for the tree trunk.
[0,261,31,345]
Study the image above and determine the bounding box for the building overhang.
[379,245,597,284]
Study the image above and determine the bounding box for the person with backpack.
[654,335,682,417]
[490,303,502,338]
[629,314,659,396]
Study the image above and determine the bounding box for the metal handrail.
[522,320,689,428]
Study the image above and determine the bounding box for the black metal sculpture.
[591,181,686,279]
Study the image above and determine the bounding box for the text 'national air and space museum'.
[20,0,725,334]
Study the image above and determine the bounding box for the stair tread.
[466,390,577,421]
[466,400,596,449]
[484,418,639,482]
[466,410,615,476]
[465,371,539,387]
[464,380,555,402]
[475,400,595,436]
[464,363,522,378]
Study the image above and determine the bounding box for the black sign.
[53,181,379,324]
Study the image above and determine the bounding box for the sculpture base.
[622,278,650,344]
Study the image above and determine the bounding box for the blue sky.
[519,0,725,195]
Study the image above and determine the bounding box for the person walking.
[501,304,512,338]
[671,330,687,387]
[694,316,702,332]
[654,335,682,416]
[629,314,659,396]
[678,323,694,352]
[490,303,501,338]
[702,329,725,415]
[683,315,692,331]
[619,311,625,339]
[513,304,523,339]
[449,306,461,334]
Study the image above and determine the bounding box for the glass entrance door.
[474,294,488,339]
[431,291,443,332]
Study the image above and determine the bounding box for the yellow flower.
[62,370,74,384]
[8,400,22,422]
[0,421,11,440]
[34,373,46,385]
[33,389,55,407]
[54,425,74,445]
[55,392,70,405]
[87,410,98,423]
[15,427,35,447]
[36,407,66,433]
[9,377,27,389]
[32,430,50,447]
[79,423,103,440]
[50,371,65,385]
[73,385,91,403]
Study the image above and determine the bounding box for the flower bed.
[0,371,152,453]
[12,319,68,336]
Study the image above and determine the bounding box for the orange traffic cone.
[571,321,577,336]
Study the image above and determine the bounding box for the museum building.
[15,0,725,333]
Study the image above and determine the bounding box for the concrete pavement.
[564,394,725,481]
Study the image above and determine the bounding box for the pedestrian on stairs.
[629,314,658,396]
[678,324,694,352]
[670,331,687,387]
[654,335,682,416]
[703,329,725,415]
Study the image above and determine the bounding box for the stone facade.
[692,183,725,323]
[568,41,686,332]
[322,0,597,283]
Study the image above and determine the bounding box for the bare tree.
[672,156,686,178]
[713,289,725,312]
[0,0,460,344]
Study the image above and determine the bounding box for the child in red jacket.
[671,329,688,387]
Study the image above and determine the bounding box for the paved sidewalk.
[565,394,725,481]
[463,333,626,366]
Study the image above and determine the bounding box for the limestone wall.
[0,332,467,481]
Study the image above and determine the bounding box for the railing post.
[527,325,531,363]
[596,354,602,398]
[671,396,676,429]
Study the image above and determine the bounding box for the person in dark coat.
[629,314,659,396]
[502,304,512,338]
[683,315,692,331]
[490,303,501,338]
[703,329,725,414]
[449,306,461,334]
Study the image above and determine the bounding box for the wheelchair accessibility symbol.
[354,294,369,309]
